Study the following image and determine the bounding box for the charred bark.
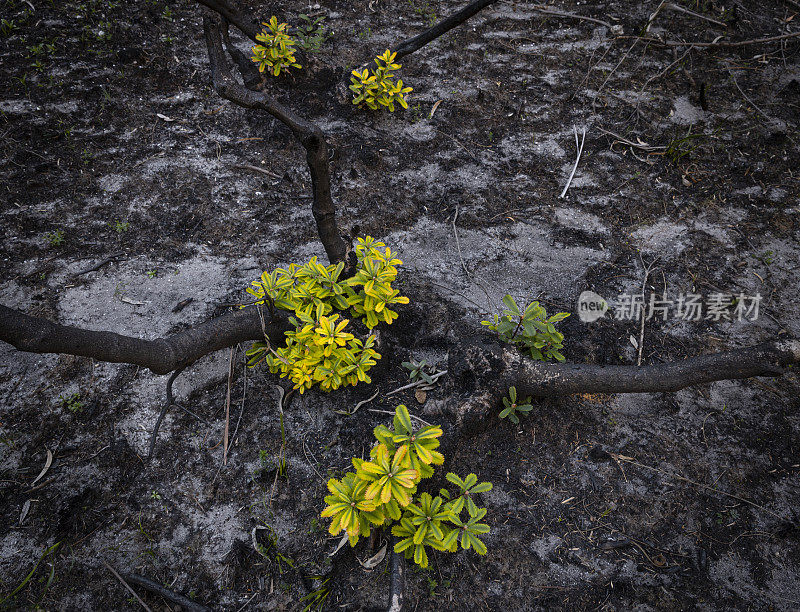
[447,338,800,429]
[392,0,501,60]
[203,12,351,268]
[0,304,289,376]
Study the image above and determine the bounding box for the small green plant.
[244,236,408,394]
[113,220,129,233]
[59,392,83,413]
[401,359,437,385]
[482,295,569,362]
[45,229,65,247]
[321,405,492,569]
[664,128,704,164]
[0,19,18,38]
[146,269,157,279]
[350,50,412,112]
[295,14,328,53]
[499,386,532,425]
[299,577,330,611]
[161,6,173,21]
[408,0,437,26]
[251,16,301,77]
[150,490,161,500]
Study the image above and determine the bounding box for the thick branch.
[203,12,350,267]
[194,0,260,41]
[451,339,799,398]
[0,304,288,376]
[222,19,262,90]
[392,0,501,60]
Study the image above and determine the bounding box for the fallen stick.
[102,561,152,612]
[121,572,213,612]
[560,126,586,199]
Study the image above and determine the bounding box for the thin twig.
[121,573,212,612]
[223,347,235,465]
[644,0,666,33]
[560,126,587,199]
[726,66,769,120]
[637,258,658,366]
[235,591,259,612]
[612,454,785,520]
[531,4,612,29]
[229,352,248,455]
[74,252,124,276]
[592,39,639,115]
[451,206,470,279]
[231,164,282,179]
[333,390,379,416]
[148,365,188,459]
[596,127,667,151]
[623,31,800,48]
[635,45,694,116]
[102,561,152,612]
[385,371,448,396]
[665,2,727,28]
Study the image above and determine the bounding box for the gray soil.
[1,0,799,610]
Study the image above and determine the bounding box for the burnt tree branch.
[222,19,262,90]
[0,304,289,376]
[392,0,501,60]
[448,339,800,427]
[193,0,260,41]
[203,12,350,267]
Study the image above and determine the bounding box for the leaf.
[394,405,413,435]
[358,543,387,569]
[328,532,350,557]
[31,449,52,486]
[501,295,520,316]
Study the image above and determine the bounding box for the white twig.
[560,126,586,199]
[665,2,727,28]
[386,370,448,396]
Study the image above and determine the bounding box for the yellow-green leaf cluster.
[251,16,301,77]
[350,49,412,112]
[244,237,407,393]
[320,406,492,568]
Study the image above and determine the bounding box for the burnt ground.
[1,0,799,609]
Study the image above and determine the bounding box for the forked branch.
[202,11,351,267]
[194,0,260,41]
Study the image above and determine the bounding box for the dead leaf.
[415,389,427,404]
[429,100,442,119]
[31,449,52,486]
[358,543,387,570]
[19,500,31,525]
[629,335,639,350]
[156,113,175,122]
[120,296,147,306]
[328,532,349,557]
